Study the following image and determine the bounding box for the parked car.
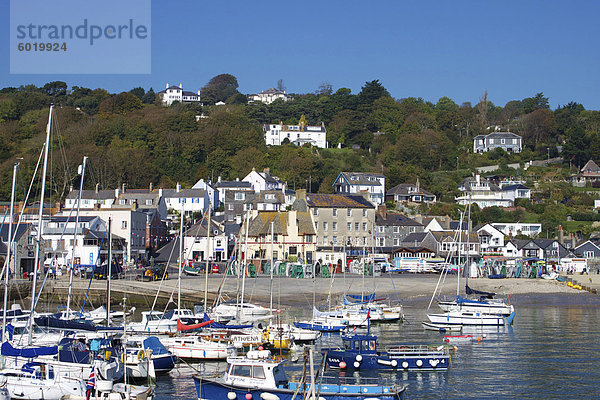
[137,264,168,281]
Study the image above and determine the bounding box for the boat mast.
[66,156,87,319]
[178,204,184,313]
[456,211,464,299]
[239,210,250,321]
[203,203,211,314]
[106,217,112,326]
[465,195,472,288]
[28,104,53,346]
[269,220,274,311]
[2,161,19,344]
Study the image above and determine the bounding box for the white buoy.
[228,392,237,400]
[353,361,360,368]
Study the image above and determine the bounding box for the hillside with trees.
[1,77,600,236]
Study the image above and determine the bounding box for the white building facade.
[158,83,201,106]
[263,123,327,148]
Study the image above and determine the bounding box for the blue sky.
[2,0,599,109]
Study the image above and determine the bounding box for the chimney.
[377,204,387,219]
[176,182,181,193]
[149,182,153,192]
[55,202,62,212]
[296,189,307,201]
[197,90,201,96]
[179,83,182,89]
[558,225,564,244]
[95,183,99,194]
[218,176,222,183]
[69,184,73,192]
[263,167,270,175]
[571,233,576,249]
[158,188,163,197]
[166,82,169,89]
[115,188,120,198]
[416,177,420,192]
[132,200,138,211]
[122,183,126,193]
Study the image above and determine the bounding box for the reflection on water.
[154,300,600,400]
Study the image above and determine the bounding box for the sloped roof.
[168,189,206,199]
[400,232,429,244]
[185,218,223,237]
[50,216,97,223]
[0,223,29,242]
[247,211,315,237]
[482,132,521,139]
[581,160,600,174]
[376,213,422,227]
[215,181,252,189]
[306,194,374,208]
[431,231,478,243]
[339,172,384,186]
[502,184,529,191]
[386,183,434,196]
[65,190,115,200]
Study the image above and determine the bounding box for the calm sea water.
[152,293,600,400]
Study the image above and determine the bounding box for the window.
[266,194,275,200]
[584,251,594,258]
[332,222,337,231]
[332,208,337,217]
[216,239,222,247]
[393,226,399,233]
[272,251,278,259]
[289,246,297,255]
[378,226,384,233]
[362,210,367,217]
[313,208,318,216]
[228,204,234,210]
[363,237,367,245]
[377,237,384,247]
[393,238,399,246]
[122,221,127,229]
[253,366,265,379]
[235,193,245,201]
[355,222,359,231]
[347,209,352,217]
[231,365,252,377]
[323,236,328,245]
[362,223,367,231]
[305,235,313,243]
[119,199,126,205]
[323,222,328,231]
[347,223,352,231]
[146,199,153,205]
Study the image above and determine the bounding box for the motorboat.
[193,349,406,400]
[0,362,86,400]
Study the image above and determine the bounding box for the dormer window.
[235,193,245,201]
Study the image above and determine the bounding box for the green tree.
[562,126,590,168]
[201,73,241,104]
[0,99,17,121]
[129,87,145,101]
[98,92,143,115]
[522,92,549,114]
[142,88,156,104]
[358,80,390,105]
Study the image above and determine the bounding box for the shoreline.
[34,272,600,312]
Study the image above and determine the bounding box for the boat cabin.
[224,355,288,390]
[342,334,378,353]
[0,362,55,380]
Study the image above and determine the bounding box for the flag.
[86,365,95,400]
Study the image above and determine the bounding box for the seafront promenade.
[26,270,598,313]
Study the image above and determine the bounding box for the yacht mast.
[178,205,184,313]
[2,161,19,343]
[239,210,250,320]
[106,217,112,326]
[28,105,53,345]
[66,156,87,319]
[203,203,211,314]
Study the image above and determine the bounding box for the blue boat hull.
[293,322,345,332]
[324,349,449,371]
[152,354,175,373]
[194,376,405,400]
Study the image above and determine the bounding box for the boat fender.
[227,392,237,400]
[391,359,397,367]
[416,359,423,367]
[353,361,360,368]
[120,353,125,364]
[245,394,252,400]
[402,361,409,369]
[105,350,112,361]
[355,355,363,362]
[429,359,439,367]
[137,350,146,361]
[260,393,280,400]
[339,361,347,369]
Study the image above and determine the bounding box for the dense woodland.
[1,75,600,236]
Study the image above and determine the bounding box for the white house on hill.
[158,83,201,106]
[263,122,327,148]
[333,172,386,206]
[248,88,293,104]
[473,132,522,153]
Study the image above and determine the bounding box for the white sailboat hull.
[427,311,505,326]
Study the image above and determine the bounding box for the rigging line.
[146,234,177,329]
[32,202,79,311]
[78,229,107,317]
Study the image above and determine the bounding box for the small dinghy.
[422,322,463,332]
[443,335,473,343]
